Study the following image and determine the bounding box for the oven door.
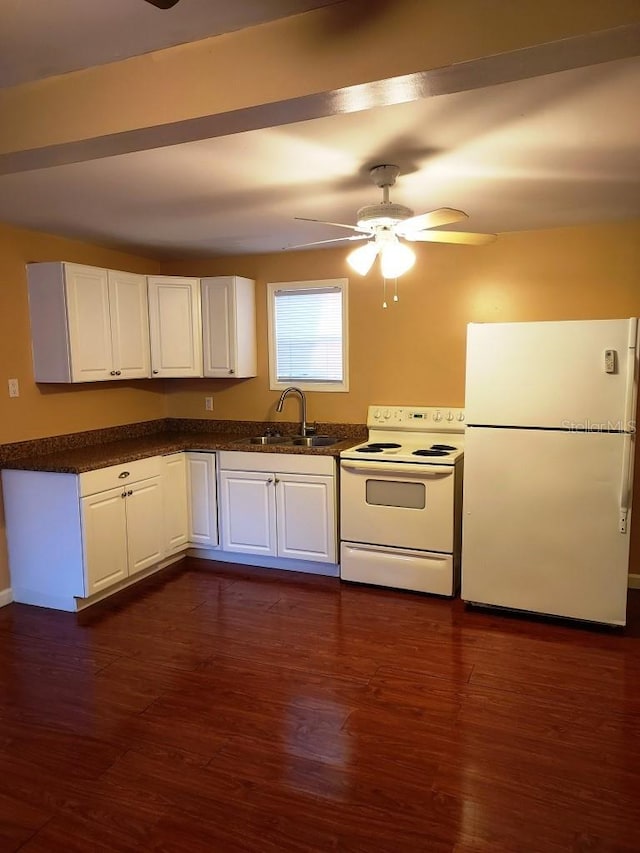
[340,459,455,553]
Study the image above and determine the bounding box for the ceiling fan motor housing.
[356,202,414,230]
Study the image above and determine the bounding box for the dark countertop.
[1,430,365,474]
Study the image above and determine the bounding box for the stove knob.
[446,411,454,421]
[383,409,391,420]
[374,408,381,420]
[434,410,442,422]
[457,412,465,422]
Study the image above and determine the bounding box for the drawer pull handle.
[118,471,130,479]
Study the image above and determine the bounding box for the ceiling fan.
[291,164,496,277]
[143,0,181,9]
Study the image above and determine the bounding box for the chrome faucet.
[276,386,313,436]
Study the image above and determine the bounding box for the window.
[267,279,349,392]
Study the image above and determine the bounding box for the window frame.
[267,278,349,393]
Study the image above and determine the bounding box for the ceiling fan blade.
[294,217,369,234]
[396,208,468,235]
[143,0,181,8]
[404,230,497,245]
[285,234,369,250]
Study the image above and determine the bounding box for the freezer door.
[461,427,632,625]
[466,319,638,428]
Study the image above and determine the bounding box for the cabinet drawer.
[79,456,162,496]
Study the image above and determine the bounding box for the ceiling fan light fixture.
[380,240,415,279]
[347,241,379,276]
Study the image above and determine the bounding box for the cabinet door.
[65,264,114,382]
[147,277,203,377]
[186,452,218,547]
[202,276,257,378]
[202,276,235,377]
[81,486,129,595]
[163,454,189,554]
[219,470,276,556]
[276,474,336,563]
[108,270,151,379]
[125,476,165,576]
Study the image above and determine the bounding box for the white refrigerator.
[461,318,638,626]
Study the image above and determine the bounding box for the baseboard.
[628,573,640,590]
[0,588,13,608]
[76,553,186,611]
[188,547,340,578]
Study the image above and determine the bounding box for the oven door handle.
[340,461,453,477]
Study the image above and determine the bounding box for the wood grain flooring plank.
[0,718,122,782]
[0,790,52,853]
[0,558,639,852]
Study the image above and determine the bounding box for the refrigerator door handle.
[623,317,638,428]
[619,433,634,534]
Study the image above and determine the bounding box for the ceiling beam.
[0,0,638,175]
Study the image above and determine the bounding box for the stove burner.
[412,449,450,457]
[368,442,401,449]
[355,445,384,453]
[431,444,456,451]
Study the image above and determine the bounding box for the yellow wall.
[1,217,639,592]
[163,218,640,577]
[163,220,640,423]
[0,222,167,590]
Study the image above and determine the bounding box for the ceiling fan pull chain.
[393,278,399,303]
[382,276,388,309]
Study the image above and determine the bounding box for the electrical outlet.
[205,396,214,411]
[8,378,19,398]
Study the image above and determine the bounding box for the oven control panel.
[367,406,465,431]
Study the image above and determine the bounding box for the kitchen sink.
[290,435,339,447]
[234,434,339,447]
[243,435,288,445]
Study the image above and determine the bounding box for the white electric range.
[340,406,465,596]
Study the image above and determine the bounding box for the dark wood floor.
[1,558,639,852]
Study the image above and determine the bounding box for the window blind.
[274,287,343,383]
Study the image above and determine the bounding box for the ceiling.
[0,1,638,259]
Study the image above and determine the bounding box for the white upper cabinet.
[108,270,151,379]
[147,276,203,378]
[27,262,150,383]
[201,276,257,378]
[27,265,256,383]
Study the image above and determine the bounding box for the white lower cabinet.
[275,473,335,562]
[81,486,129,594]
[218,452,336,564]
[163,453,189,554]
[82,474,164,595]
[2,456,172,611]
[186,452,218,547]
[2,447,335,611]
[220,470,277,556]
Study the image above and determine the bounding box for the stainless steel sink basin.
[290,435,339,447]
[243,435,288,445]
[234,434,339,447]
